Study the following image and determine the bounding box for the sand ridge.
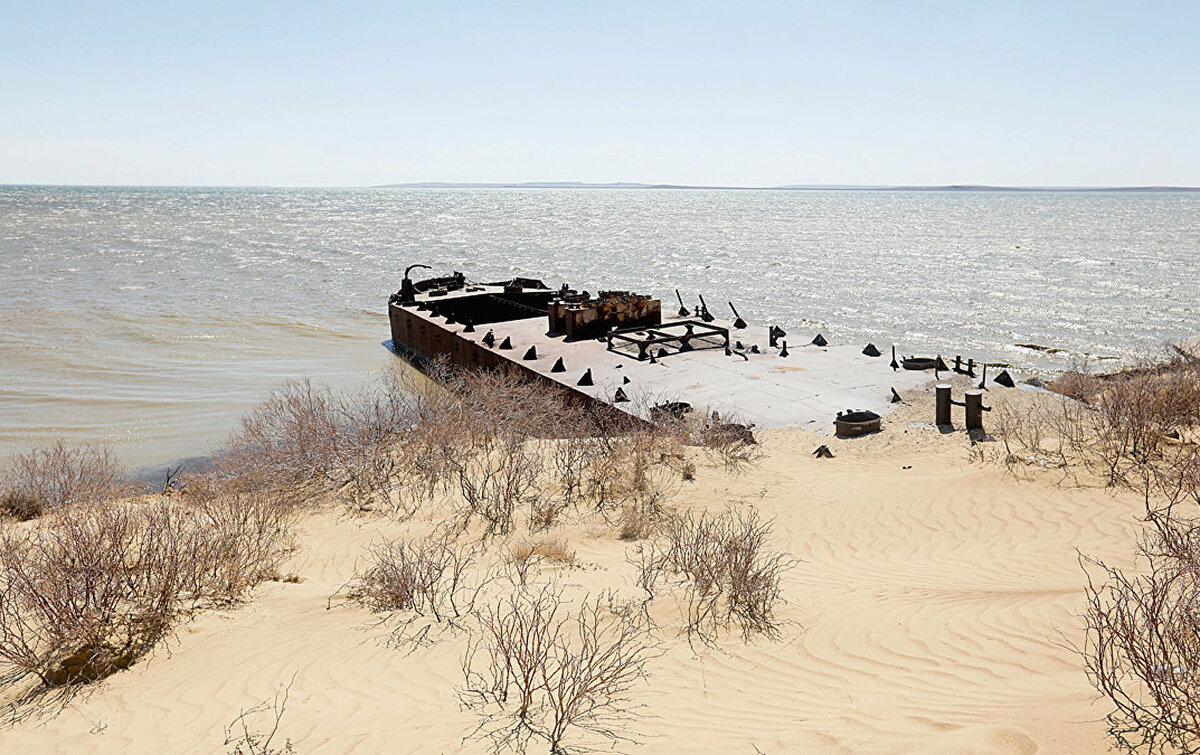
[0,394,1144,753]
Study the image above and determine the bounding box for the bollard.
[935,383,953,426]
[964,389,990,430]
[768,326,785,348]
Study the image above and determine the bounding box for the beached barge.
[387,268,935,433]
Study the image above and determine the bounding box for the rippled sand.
[0,391,1143,753]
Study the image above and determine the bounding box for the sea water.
[2,186,1197,467]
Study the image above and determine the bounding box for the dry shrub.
[0,502,195,685]
[1,440,125,514]
[461,586,659,754]
[220,373,433,516]
[1082,450,1200,753]
[688,411,761,472]
[987,393,1081,472]
[1080,360,1200,484]
[193,490,298,599]
[343,534,485,624]
[584,425,685,536]
[633,507,793,643]
[225,677,296,755]
[991,356,1200,486]
[0,492,296,688]
[454,438,542,537]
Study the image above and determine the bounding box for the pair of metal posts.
[935,383,989,430]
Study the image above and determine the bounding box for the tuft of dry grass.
[506,539,576,586]
[0,489,44,521]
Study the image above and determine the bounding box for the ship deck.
[392,286,937,432]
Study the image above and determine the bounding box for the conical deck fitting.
[577,369,594,386]
[550,357,566,373]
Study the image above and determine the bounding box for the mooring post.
[935,383,953,426]
[964,389,990,430]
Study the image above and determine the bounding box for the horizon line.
[3,181,1200,192]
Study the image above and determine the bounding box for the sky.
[2,1,1197,187]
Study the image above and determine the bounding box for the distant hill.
[376,181,1200,192]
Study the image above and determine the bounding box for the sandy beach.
[0,384,1145,753]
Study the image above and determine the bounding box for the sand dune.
[0,392,1144,753]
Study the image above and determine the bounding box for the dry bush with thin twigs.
[225,677,297,755]
[0,488,297,688]
[454,438,543,537]
[1082,449,1200,753]
[461,586,659,754]
[578,424,686,540]
[0,502,197,686]
[218,373,433,516]
[192,489,299,600]
[0,440,125,515]
[632,507,793,643]
[687,410,761,472]
[342,533,486,624]
[987,355,1200,487]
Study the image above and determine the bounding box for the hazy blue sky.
[2,1,1196,186]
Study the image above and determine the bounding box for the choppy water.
[2,186,1198,468]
